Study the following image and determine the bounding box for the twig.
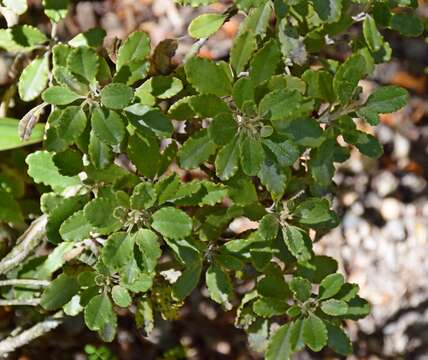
[184,37,208,63]
[0,215,48,275]
[0,299,41,306]
[0,279,50,287]
[0,314,62,356]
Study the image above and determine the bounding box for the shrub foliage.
[0,0,420,357]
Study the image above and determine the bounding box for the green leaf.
[230,30,256,74]
[390,13,423,37]
[208,113,237,146]
[326,323,353,356]
[321,299,349,316]
[256,267,290,299]
[233,77,255,111]
[120,261,153,293]
[36,244,77,278]
[346,296,371,319]
[97,315,117,342]
[253,297,287,317]
[111,285,132,307]
[239,134,265,176]
[101,232,135,271]
[352,132,383,158]
[135,76,183,101]
[134,229,161,274]
[215,138,240,180]
[265,323,293,360]
[258,155,287,200]
[189,94,230,118]
[91,107,125,145]
[312,0,342,23]
[302,69,335,102]
[293,198,337,228]
[227,176,258,206]
[116,31,151,70]
[333,54,367,104]
[289,277,311,302]
[319,273,344,300]
[84,294,114,331]
[188,13,226,39]
[53,66,89,95]
[0,117,44,151]
[68,47,99,83]
[40,274,79,310]
[282,226,312,263]
[11,25,47,48]
[240,2,272,36]
[60,210,93,241]
[258,214,279,241]
[84,197,121,234]
[206,264,233,310]
[184,57,232,96]
[101,83,134,110]
[56,106,87,143]
[259,89,313,121]
[53,44,72,67]
[63,295,83,316]
[302,315,328,352]
[262,139,299,167]
[18,55,49,102]
[296,256,338,284]
[357,86,408,125]
[249,39,281,85]
[88,130,113,169]
[363,15,384,52]
[128,129,161,178]
[274,117,323,148]
[126,106,173,138]
[43,0,69,22]
[151,207,193,239]
[172,260,202,301]
[69,27,106,48]
[26,151,81,192]
[130,182,157,210]
[47,195,88,244]
[42,86,83,105]
[178,129,217,169]
[0,29,23,52]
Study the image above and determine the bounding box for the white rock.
[380,198,402,220]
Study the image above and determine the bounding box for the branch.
[184,37,208,63]
[0,299,40,306]
[0,279,50,287]
[0,314,62,356]
[0,215,47,275]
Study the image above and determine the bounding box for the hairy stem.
[0,215,47,276]
[0,314,62,356]
[0,279,50,287]
[0,299,40,306]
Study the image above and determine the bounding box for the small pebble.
[380,198,402,220]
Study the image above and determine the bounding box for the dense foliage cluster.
[0,0,421,357]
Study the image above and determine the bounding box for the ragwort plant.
[0,0,422,357]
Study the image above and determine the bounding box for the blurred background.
[1,0,428,359]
